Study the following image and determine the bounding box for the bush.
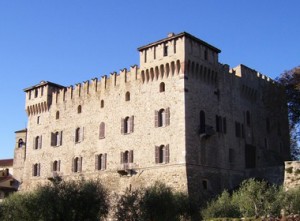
[0,179,109,221]
[201,190,240,219]
[114,188,142,221]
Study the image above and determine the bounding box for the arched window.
[75,128,80,143]
[124,117,130,134]
[246,111,251,126]
[124,151,129,164]
[121,116,134,134]
[100,100,104,108]
[159,82,165,92]
[121,150,133,165]
[155,144,170,164]
[53,160,60,172]
[155,108,170,127]
[125,92,130,101]
[95,154,107,170]
[77,105,82,114]
[73,157,82,172]
[204,49,208,60]
[35,136,40,149]
[99,122,105,139]
[199,111,206,134]
[18,139,24,148]
[158,109,165,127]
[56,111,60,120]
[32,163,40,176]
[159,145,165,163]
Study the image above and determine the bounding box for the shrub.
[201,190,240,219]
[0,179,109,221]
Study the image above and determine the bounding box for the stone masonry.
[13,32,290,202]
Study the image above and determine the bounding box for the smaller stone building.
[0,159,17,201]
[284,161,300,191]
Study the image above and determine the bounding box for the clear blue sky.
[0,1,299,159]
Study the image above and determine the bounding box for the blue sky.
[0,1,299,159]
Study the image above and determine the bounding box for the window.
[199,110,206,134]
[95,153,107,170]
[52,160,61,172]
[34,89,38,98]
[37,116,40,124]
[174,39,176,54]
[155,144,170,164]
[18,139,24,148]
[41,87,44,96]
[75,127,84,143]
[216,115,227,133]
[56,111,60,120]
[121,116,134,134]
[159,82,165,92]
[246,111,251,126]
[202,180,208,190]
[153,46,156,59]
[51,131,63,146]
[72,157,82,172]
[99,122,105,139]
[100,100,104,108]
[155,108,170,127]
[204,49,208,60]
[144,50,147,63]
[163,44,168,56]
[125,91,130,101]
[235,122,244,138]
[120,150,134,164]
[77,105,82,114]
[34,136,42,149]
[245,144,256,169]
[32,163,40,176]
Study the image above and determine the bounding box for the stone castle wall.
[15,32,290,200]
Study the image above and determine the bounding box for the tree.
[201,190,240,219]
[232,179,281,218]
[277,66,300,159]
[113,188,142,221]
[0,179,109,221]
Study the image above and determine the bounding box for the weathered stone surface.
[13,32,290,201]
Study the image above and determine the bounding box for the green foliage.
[201,190,240,219]
[140,182,186,221]
[202,179,283,219]
[0,192,40,221]
[0,179,109,221]
[113,182,195,221]
[282,187,300,214]
[114,188,142,221]
[233,179,281,217]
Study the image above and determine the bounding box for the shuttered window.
[95,153,107,170]
[121,116,134,134]
[155,144,170,164]
[155,108,170,127]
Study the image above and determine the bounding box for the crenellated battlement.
[50,65,141,107]
[230,64,276,84]
[24,32,279,116]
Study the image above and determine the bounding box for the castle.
[13,32,290,201]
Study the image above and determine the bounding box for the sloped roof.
[0,159,13,167]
